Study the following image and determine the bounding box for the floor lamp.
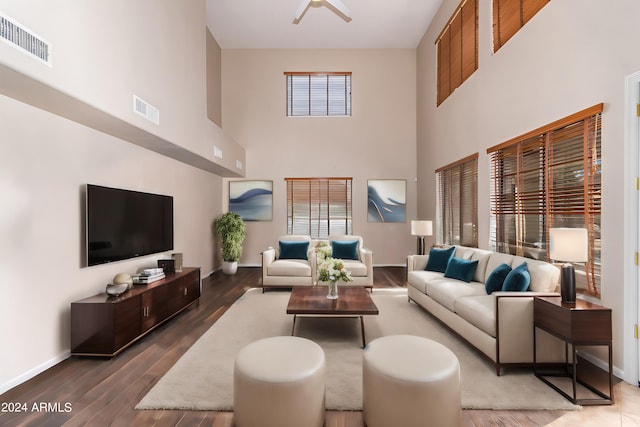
[549,228,588,304]
[411,220,433,255]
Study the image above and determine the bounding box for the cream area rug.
[136,288,579,411]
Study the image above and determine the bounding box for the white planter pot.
[222,261,238,275]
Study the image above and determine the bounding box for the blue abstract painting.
[368,180,406,223]
[229,180,273,221]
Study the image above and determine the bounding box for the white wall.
[221,49,417,265]
[417,0,640,375]
[0,0,226,393]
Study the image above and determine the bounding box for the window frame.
[487,103,603,297]
[435,0,478,106]
[284,72,352,117]
[436,153,479,247]
[285,177,353,239]
[492,0,550,52]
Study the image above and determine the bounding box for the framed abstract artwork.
[229,180,273,221]
[367,179,406,223]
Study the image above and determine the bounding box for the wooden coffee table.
[286,286,379,348]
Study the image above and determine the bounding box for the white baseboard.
[1,351,70,395]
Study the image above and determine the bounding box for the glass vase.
[327,281,339,299]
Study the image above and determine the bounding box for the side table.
[533,296,613,405]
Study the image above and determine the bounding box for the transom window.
[285,72,352,117]
[493,0,550,52]
[286,177,352,239]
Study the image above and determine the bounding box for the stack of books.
[133,268,166,284]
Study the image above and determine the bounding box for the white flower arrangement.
[318,257,353,284]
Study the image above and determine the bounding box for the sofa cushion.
[454,246,474,260]
[502,262,531,291]
[444,257,479,283]
[331,240,359,260]
[279,241,310,260]
[485,263,512,294]
[425,246,455,273]
[484,252,516,282]
[468,249,493,283]
[341,259,368,277]
[407,270,446,294]
[454,295,497,337]
[267,259,311,277]
[512,256,559,292]
[426,279,487,312]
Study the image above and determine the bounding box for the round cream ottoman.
[363,335,461,427]
[233,336,326,427]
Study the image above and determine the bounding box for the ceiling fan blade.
[292,0,312,24]
[322,0,352,23]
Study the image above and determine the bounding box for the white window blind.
[285,72,352,117]
[286,178,352,239]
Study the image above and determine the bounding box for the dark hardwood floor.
[0,267,615,426]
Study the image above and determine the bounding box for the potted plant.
[213,212,246,275]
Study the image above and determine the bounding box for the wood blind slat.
[493,0,550,52]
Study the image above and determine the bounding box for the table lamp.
[549,228,588,303]
[411,220,433,255]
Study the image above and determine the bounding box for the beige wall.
[0,0,243,173]
[417,0,640,376]
[206,28,223,127]
[221,49,418,265]
[0,0,226,393]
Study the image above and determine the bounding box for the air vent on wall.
[0,11,52,66]
[133,95,160,125]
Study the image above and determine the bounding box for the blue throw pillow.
[425,246,455,273]
[279,241,309,260]
[444,257,479,283]
[331,240,359,260]
[485,263,512,294]
[502,262,531,292]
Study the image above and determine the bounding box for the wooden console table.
[533,296,613,405]
[71,267,200,357]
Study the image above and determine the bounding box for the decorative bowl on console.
[105,283,129,297]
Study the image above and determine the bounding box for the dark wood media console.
[71,267,201,357]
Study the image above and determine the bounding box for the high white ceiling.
[206,0,443,49]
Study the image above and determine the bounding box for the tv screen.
[86,184,173,266]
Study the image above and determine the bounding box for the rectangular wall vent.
[213,146,223,159]
[0,12,51,66]
[133,95,159,125]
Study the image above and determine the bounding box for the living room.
[1,0,640,424]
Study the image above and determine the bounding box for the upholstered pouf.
[363,335,461,427]
[233,336,326,427]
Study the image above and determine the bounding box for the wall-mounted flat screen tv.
[86,184,174,266]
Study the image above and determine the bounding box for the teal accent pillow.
[331,240,359,260]
[425,246,455,273]
[502,262,531,292]
[279,241,309,260]
[485,263,512,294]
[444,257,479,283]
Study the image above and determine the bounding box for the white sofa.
[261,235,316,289]
[407,246,566,375]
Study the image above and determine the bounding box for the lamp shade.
[411,220,433,236]
[549,228,588,262]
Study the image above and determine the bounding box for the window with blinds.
[488,104,602,296]
[436,0,478,106]
[285,72,352,117]
[493,0,550,52]
[286,178,352,239]
[436,153,479,247]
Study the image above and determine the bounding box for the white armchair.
[327,235,373,288]
[261,235,316,290]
